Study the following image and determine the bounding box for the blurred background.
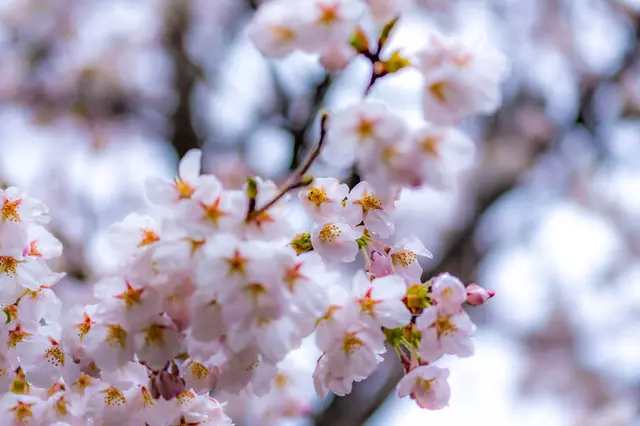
[1,0,639,425]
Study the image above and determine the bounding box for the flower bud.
[368,249,394,277]
[465,283,495,306]
[154,370,185,401]
[290,232,313,255]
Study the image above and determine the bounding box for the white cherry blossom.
[133,315,182,370]
[431,272,467,314]
[352,271,411,328]
[409,125,475,188]
[416,305,476,362]
[343,181,395,237]
[310,219,363,262]
[415,31,509,125]
[322,100,409,169]
[397,365,450,409]
[389,236,433,283]
[146,148,203,206]
[248,0,312,58]
[299,177,349,222]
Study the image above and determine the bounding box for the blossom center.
[316,305,342,326]
[189,361,209,380]
[1,198,21,222]
[391,250,417,267]
[0,256,18,277]
[359,296,380,316]
[417,377,435,392]
[74,374,93,391]
[342,332,364,355]
[245,282,267,300]
[453,53,472,67]
[44,344,65,367]
[283,263,305,292]
[54,395,70,416]
[429,81,450,103]
[102,386,127,407]
[318,223,341,243]
[224,249,248,276]
[274,373,289,389]
[177,389,196,407]
[421,136,440,157]
[355,192,382,214]
[9,401,35,421]
[26,241,42,257]
[8,325,32,348]
[76,313,94,341]
[138,229,160,247]
[318,3,340,25]
[105,324,127,349]
[141,387,156,408]
[355,116,376,141]
[307,187,328,207]
[433,314,457,338]
[143,324,165,346]
[381,146,398,165]
[174,178,194,199]
[201,197,227,227]
[114,281,144,308]
[272,25,296,41]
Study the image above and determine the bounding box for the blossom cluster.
[0,186,235,424]
[0,0,504,424]
[250,0,508,192]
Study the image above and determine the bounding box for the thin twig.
[247,113,329,221]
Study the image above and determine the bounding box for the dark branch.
[163,1,202,160]
[289,74,332,171]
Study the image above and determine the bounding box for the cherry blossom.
[146,148,203,206]
[389,235,433,283]
[299,177,350,222]
[396,365,451,409]
[352,271,412,328]
[310,219,364,262]
[343,181,396,237]
[322,100,409,170]
[416,305,476,362]
[430,272,467,314]
[415,31,510,125]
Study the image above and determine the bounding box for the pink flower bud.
[465,283,495,306]
[368,249,394,277]
[320,43,356,72]
[155,370,185,401]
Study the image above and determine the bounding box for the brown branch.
[247,113,329,221]
[289,73,332,171]
[163,1,202,160]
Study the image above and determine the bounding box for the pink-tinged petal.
[145,177,176,206]
[415,306,438,329]
[179,149,202,184]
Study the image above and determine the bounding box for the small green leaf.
[378,16,401,52]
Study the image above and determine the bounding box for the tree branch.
[163,1,202,160]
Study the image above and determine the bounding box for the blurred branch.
[163,0,202,159]
[289,74,332,171]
